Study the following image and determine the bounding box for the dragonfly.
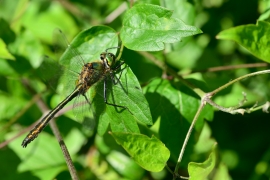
[21,43,130,148]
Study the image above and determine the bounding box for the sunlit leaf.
[121,3,202,51]
[111,132,170,172]
[163,0,196,25]
[217,21,270,63]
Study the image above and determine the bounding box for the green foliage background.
[0,0,270,180]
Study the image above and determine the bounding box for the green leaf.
[93,66,153,134]
[59,26,152,136]
[120,4,202,51]
[60,26,119,68]
[188,143,217,180]
[0,38,15,60]
[110,132,170,172]
[216,21,270,63]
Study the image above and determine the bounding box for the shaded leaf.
[144,79,213,162]
[0,18,16,44]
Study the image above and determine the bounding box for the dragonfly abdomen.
[21,88,80,147]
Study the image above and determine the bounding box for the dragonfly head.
[100,47,119,68]
[100,52,115,68]
[105,52,116,67]
[106,47,119,65]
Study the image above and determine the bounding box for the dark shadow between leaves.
[145,91,197,167]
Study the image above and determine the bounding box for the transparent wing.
[35,55,65,92]
[52,29,84,97]
[72,91,96,131]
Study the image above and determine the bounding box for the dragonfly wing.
[72,90,95,130]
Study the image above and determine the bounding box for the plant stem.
[49,119,79,180]
[116,42,124,61]
[173,101,206,179]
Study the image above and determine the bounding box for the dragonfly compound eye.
[100,52,106,60]
[106,53,116,64]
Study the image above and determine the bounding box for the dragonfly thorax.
[76,50,117,94]
[76,61,106,94]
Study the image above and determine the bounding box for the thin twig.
[49,119,79,180]
[173,101,206,179]
[57,0,85,20]
[116,43,124,61]
[105,2,127,24]
[206,97,245,115]
[166,165,189,179]
[130,0,134,7]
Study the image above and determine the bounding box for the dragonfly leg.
[103,76,133,115]
[111,62,128,85]
[112,61,125,71]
